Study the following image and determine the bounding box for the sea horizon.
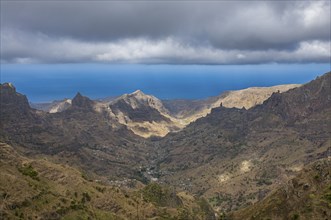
[1,63,330,103]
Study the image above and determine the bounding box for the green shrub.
[18,164,39,181]
[81,192,91,203]
[291,213,300,220]
[177,208,191,220]
[323,193,331,203]
[95,186,106,193]
[141,183,180,207]
[142,183,165,205]
[198,197,215,219]
[257,178,272,186]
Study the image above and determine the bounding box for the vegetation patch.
[18,164,39,181]
[141,183,181,207]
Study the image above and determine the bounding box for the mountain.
[31,99,72,113]
[0,86,153,181]
[71,92,96,110]
[156,72,330,212]
[30,95,119,114]
[29,84,300,138]
[109,90,183,138]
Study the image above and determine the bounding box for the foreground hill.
[0,142,215,220]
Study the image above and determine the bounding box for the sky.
[1,1,330,64]
[0,1,330,101]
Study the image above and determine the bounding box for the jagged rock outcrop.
[71,92,95,110]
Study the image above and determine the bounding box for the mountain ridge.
[27,83,301,137]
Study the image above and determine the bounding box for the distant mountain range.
[29,83,300,138]
[0,72,330,219]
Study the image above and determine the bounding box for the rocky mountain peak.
[1,83,19,98]
[127,90,153,102]
[109,90,178,137]
[131,89,144,96]
[1,82,16,91]
[71,92,94,109]
[0,83,32,120]
[0,82,30,109]
[114,90,169,114]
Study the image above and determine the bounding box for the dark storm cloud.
[1,1,330,64]
[2,2,194,41]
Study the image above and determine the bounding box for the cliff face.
[0,83,41,142]
[0,83,32,118]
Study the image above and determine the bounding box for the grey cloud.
[1,1,330,64]
[1,28,329,65]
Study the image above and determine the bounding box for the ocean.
[1,63,330,103]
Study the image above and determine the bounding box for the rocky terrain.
[0,72,330,219]
[230,159,331,220]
